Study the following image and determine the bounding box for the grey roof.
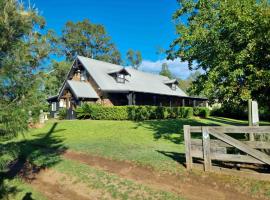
[107,68,130,75]
[66,80,99,99]
[163,79,179,84]
[77,56,188,97]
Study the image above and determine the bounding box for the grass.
[53,159,183,200]
[22,117,238,173]
[2,178,47,200]
[24,117,269,173]
[1,116,270,199]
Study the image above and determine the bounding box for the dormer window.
[163,79,178,91]
[171,83,176,90]
[116,73,125,83]
[108,68,130,84]
[80,70,87,81]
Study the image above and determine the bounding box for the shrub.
[75,103,92,119]
[194,107,210,118]
[75,104,208,121]
[58,108,67,120]
[76,104,129,120]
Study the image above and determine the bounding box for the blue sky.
[25,0,191,79]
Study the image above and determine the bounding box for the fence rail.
[184,125,270,171]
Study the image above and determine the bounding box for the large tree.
[159,63,173,79]
[178,71,201,95]
[126,49,142,69]
[44,60,71,96]
[0,0,56,197]
[0,0,55,137]
[62,19,122,64]
[169,0,270,107]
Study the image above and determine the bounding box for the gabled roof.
[107,68,130,76]
[66,80,99,99]
[77,56,188,97]
[163,79,179,85]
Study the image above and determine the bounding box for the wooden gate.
[184,125,270,171]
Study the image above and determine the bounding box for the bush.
[58,108,67,120]
[75,104,207,121]
[76,104,128,120]
[194,107,210,118]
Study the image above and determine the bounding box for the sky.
[24,0,192,79]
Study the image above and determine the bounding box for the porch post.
[193,99,196,107]
[127,93,133,105]
[182,98,185,107]
[132,93,136,105]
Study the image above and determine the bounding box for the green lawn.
[21,117,255,173]
[1,117,270,199]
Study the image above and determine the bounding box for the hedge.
[75,104,210,121]
[193,107,210,118]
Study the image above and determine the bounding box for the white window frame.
[171,83,176,90]
[80,70,87,81]
[116,73,125,83]
[51,102,57,111]
[59,99,66,108]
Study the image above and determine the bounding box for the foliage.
[58,108,67,120]
[211,104,270,121]
[169,0,270,109]
[76,104,129,120]
[159,63,173,79]
[193,107,210,118]
[62,19,122,64]
[178,71,201,95]
[126,49,142,69]
[75,104,199,121]
[0,0,56,138]
[44,60,71,96]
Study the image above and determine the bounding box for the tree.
[168,0,270,108]
[126,49,142,69]
[159,63,173,79]
[62,19,122,64]
[44,60,71,96]
[178,71,201,95]
[0,0,55,138]
[0,0,56,196]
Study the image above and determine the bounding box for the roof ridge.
[77,55,123,68]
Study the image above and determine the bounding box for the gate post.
[202,127,212,171]
[184,125,192,170]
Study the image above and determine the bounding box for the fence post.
[202,127,212,171]
[184,125,192,170]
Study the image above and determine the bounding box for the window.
[80,70,87,81]
[116,73,125,83]
[51,102,57,111]
[59,99,66,108]
[171,83,176,90]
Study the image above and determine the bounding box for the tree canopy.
[169,0,270,107]
[126,49,142,69]
[62,19,122,64]
[159,63,173,79]
[44,60,71,96]
[0,0,56,137]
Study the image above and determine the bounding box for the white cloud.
[139,58,192,79]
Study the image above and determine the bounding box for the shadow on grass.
[134,118,213,144]
[0,122,67,199]
[207,117,248,126]
[136,118,250,168]
[156,150,186,167]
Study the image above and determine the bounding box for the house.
[47,56,207,118]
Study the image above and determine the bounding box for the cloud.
[139,58,192,79]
